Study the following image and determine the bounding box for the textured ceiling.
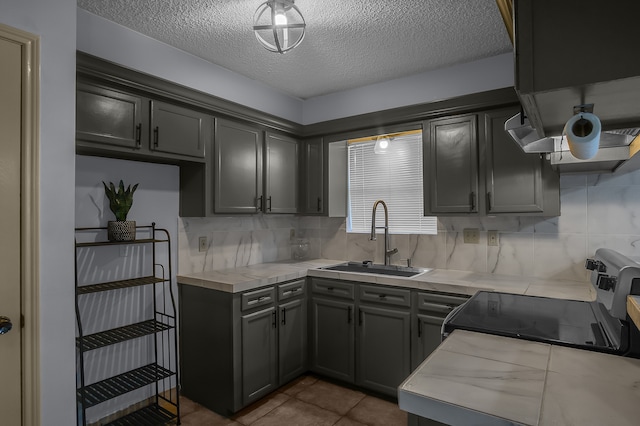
[77,0,512,99]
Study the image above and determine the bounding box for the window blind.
[347,132,437,234]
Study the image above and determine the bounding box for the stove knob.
[585,259,606,272]
[597,275,617,291]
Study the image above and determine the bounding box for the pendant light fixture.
[253,0,306,54]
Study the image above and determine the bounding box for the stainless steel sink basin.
[321,261,429,277]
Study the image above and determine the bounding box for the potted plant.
[103,180,139,241]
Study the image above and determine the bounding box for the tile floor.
[178,375,408,426]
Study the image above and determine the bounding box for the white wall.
[0,0,77,425]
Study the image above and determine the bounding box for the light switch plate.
[199,236,208,252]
[488,230,499,246]
[463,228,480,244]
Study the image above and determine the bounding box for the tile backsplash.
[179,169,640,282]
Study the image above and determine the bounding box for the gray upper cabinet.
[214,118,263,214]
[150,100,208,158]
[76,83,144,150]
[265,132,299,214]
[514,0,640,136]
[425,114,479,214]
[300,137,325,215]
[213,121,299,214]
[485,107,543,213]
[424,108,560,216]
[76,82,209,162]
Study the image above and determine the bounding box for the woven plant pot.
[107,220,136,242]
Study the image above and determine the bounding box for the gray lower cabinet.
[356,285,411,397]
[179,279,306,416]
[309,279,356,383]
[411,292,469,370]
[424,107,560,216]
[310,279,412,398]
[241,305,278,404]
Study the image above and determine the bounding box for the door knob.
[0,316,13,335]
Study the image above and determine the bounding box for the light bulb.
[275,12,287,25]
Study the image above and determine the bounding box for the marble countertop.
[398,329,640,426]
[177,259,596,300]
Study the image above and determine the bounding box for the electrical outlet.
[463,228,480,244]
[198,236,208,252]
[290,229,295,239]
[488,230,499,246]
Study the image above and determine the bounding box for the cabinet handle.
[327,287,334,291]
[153,126,159,147]
[348,306,352,323]
[470,191,476,211]
[418,318,422,337]
[281,307,286,325]
[358,309,363,326]
[267,196,272,211]
[135,123,142,147]
[378,294,387,299]
[487,192,493,212]
[317,197,322,212]
[272,311,277,328]
[257,195,263,211]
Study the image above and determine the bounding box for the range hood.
[505,112,640,174]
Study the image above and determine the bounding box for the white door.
[0,34,25,426]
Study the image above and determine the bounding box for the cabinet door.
[150,100,208,158]
[356,305,411,396]
[278,298,307,384]
[309,297,355,383]
[484,108,543,213]
[301,137,324,214]
[412,313,446,370]
[265,132,298,214]
[76,83,143,149]
[424,115,479,214]
[214,119,263,213]
[241,307,277,405]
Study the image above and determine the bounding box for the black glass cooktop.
[443,291,615,350]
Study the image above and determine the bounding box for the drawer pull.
[378,294,387,299]
[327,287,334,291]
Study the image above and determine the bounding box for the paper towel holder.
[564,103,601,160]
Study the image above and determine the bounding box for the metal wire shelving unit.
[75,223,180,425]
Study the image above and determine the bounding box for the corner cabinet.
[213,118,299,214]
[179,279,307,416]
[299,137,325,215]
[74,224,179,426]
[424,107,559,216]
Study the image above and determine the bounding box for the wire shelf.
[78,363,175,408]
[77,319,174,352]
[105,403,177,426]
[77,276,168,295]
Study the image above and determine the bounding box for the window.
[347,130,437,234]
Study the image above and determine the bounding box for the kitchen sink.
[321,261,430,277]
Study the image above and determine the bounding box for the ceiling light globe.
[253,0,306,54]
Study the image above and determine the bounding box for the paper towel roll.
[564,112,601,160]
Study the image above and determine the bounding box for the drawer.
[359,284,411,307]
[311,278,355,300]
[278,279,306,301]
[416,292,468,314]
[241,286,276,311]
